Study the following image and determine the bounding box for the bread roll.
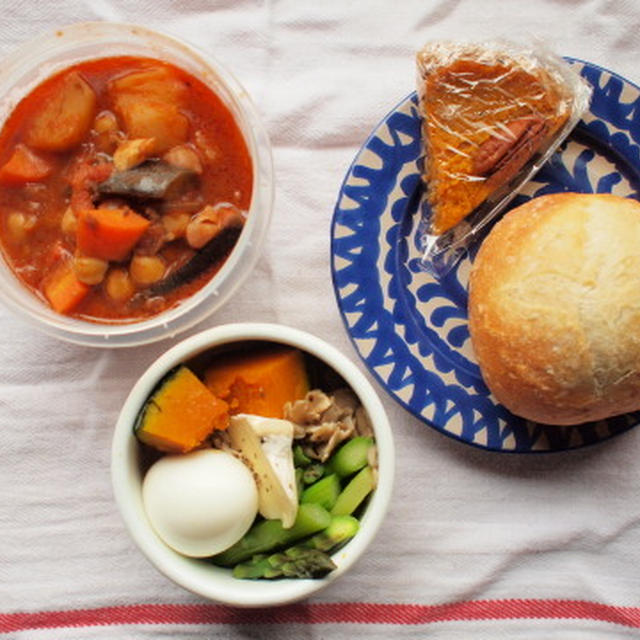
[468,192,640,425]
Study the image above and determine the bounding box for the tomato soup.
[0,56,253,322]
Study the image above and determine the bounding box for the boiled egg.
[142,448,258,557]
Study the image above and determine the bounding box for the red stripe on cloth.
[2,600,640,633]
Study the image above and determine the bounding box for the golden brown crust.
[468,192,640,425]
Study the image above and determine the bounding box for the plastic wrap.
[415,40,592,276]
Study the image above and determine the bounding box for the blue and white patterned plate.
[331,59,640,452]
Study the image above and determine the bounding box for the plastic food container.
[111,323,395,607]
[415,40,591,276]
[0,23,273,347]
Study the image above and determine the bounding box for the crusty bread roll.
[468,192,640,425]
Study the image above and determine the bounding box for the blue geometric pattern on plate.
[331,59,640,452]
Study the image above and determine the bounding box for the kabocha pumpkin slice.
[135,366,229,454]
[204,347,310,418]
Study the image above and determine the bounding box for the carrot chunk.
[76,208,150,261]
[0,144,52,184]
[43,262,90,314]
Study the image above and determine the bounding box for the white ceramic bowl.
[111,323,395,607]
[0,23,273,347]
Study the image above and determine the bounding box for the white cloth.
[2,1,640,638]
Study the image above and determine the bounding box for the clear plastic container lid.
[415,40,591,276]
[0,22,274,347]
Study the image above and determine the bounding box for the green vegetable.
[304,515,360,552]
[231,515,359,580]
[331,466,375,516]
[302,463,325,485]
[293,444,312,467]
[301,473,341,511]
[295,467,304,496]
[232,547,336,580]
[211,503,331,567]
[327,436,374,478]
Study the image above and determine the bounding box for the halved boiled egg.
[142,448,258,557]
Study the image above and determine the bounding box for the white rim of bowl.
[111,323,395,606]
[0,23,274,347]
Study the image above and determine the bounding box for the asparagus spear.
[232,547,336,580]
[301,473,341,511]
[326,436,374,478]
[232,515,359,580]
[293,444,312,467]
[304,515,359,552]
[302,463,325,485]
[211,503,331,567]
[295,467,304,496]
[331,465,375,516]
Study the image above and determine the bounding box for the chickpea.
[186,203,244,249]
[73,255,108,285]
[60,207,77,236]
[93,111,123,154]
[6,211,37,244]
[105,268,135,303]
[161,211,190,241]
[163,144,203,174]
[93,111,118,134]
[130,255,166,286]
[186,205,222,249]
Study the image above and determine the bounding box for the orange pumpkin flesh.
[204,347,309,418]
[136,366,229,454]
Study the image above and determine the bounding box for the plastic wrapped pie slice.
[416,40,591,276]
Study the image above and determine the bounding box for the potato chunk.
[25,71,96,152]
[115,101,189,153]
[109,66,188,106]
[109,66,190,153]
